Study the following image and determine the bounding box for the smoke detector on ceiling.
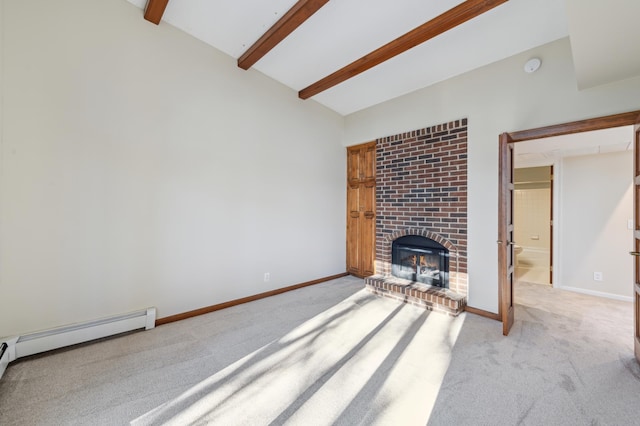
[524,58,542,73]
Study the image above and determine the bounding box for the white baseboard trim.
[556,285,633,302]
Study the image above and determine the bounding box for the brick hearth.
[366,275,466,316]
[364,119,468,316]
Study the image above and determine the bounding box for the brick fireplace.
[364,119,468,316]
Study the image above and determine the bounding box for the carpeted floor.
[428,281,640,425]
[0,277,639,425]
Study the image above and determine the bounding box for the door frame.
[499,110,640,336]
[633,119,640,363]
[549,165,554,285]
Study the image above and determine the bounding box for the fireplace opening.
[391,235,449,288]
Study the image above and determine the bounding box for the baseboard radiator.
[0,307,155,379]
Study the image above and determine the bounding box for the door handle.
[630,251,640,256]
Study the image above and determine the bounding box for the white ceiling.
[566,0,640,90]
[127,0,640,116]
[514,126,634,168]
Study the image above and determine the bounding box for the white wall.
[0,0,345,337]
[345,37,640,313]
[558,151,633,299]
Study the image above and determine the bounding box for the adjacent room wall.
[345,37,640,313]
[0,0,345,337]
[559,151,633,299]
[514,167,552,286]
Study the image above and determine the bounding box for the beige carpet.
[1,277,639,425]
[428,280,640,425]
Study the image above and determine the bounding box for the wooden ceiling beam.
[144,0,170,25]
[238,0,330,70]
[299,0,508,100]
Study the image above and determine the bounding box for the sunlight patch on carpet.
[131,290,465,425]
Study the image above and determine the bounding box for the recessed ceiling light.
[524,58,542,73]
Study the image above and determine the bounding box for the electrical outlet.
[593,272,603,281]
[264,273,270,282]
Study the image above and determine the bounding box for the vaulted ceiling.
[127,0,640,116]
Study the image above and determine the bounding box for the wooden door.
[360,178,376,276]
[347,181,361,274]
[633,116,640,363]
[362,143,376,181]
[346,142,376,278]
[348,147,362,184]
[498,133,515,335]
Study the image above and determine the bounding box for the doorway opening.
[513,166,553,286]
[498,110,640,340]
